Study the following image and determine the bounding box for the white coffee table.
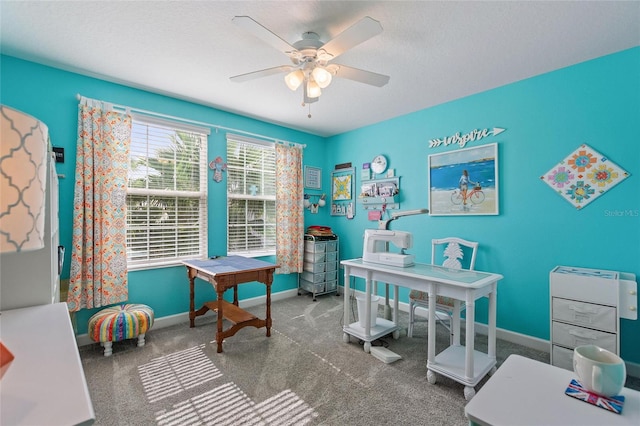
[465,354,640,426]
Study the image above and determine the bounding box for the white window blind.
[127,116,208,268]
[226,134,276,256]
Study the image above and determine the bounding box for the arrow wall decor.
[429,127,506,149]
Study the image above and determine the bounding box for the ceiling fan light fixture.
[307,79,322,98]
[312,66,332,89]
[284,69,304,91]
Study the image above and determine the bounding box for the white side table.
[465,354,639,426]
[0,303,95,425]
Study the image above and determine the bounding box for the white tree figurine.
[442,242,464,269]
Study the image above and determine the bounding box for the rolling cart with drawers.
[298,234,340,301]
[549,265,637,370]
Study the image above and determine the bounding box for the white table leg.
[364,271,372,352]
[488,284,497,361]
[465,294,475,383]
[392,284,400,339]
[427,283,436,366]
[343,265,351,343]
[427,284,437,385]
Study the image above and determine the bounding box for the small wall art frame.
[304,165,322,190]
[428,143,499,216]
[331,167,355,217]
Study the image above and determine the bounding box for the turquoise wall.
[0,55,326,333]
[325,47,640,363]
[2,47,638,362]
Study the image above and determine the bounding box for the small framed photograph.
[304,166,322,190]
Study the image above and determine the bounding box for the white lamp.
[284,69,305,91]
[306,79,322,98]
[311,67,332,89]
[0,105,49,253]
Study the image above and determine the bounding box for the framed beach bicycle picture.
[428,143,499,216]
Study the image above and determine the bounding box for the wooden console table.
[182,256,277,353]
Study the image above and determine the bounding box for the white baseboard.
[76,287,640,379]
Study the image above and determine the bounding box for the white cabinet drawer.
[325,270,338,282]
[551,321,616,352]
[304,241,326,252]
[301,271,325,283]
[303,261,325,273]
[299,278,325,294]
[552,297,616,333]
[325,241,337,252]
[551,345,575,371]
[304,252,325,263]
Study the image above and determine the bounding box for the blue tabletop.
[183,256,277,274]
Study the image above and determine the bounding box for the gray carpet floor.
[79,293,638,425]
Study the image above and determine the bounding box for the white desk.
[341,258,502,399]
[0,303,95,425]
[465,354,640,425]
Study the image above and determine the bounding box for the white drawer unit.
[549,265,638,370]
[298,234,339,301]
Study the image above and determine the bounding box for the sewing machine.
[362,229,415,267]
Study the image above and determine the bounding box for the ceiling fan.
[230,16,390,108]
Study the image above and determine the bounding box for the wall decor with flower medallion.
[541,144,629,209]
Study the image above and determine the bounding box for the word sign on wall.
[429,127,506,149]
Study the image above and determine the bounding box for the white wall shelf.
[359,176,401,211]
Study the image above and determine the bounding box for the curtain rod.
[75,93,306,148]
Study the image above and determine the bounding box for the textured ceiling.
[1,1,639,137]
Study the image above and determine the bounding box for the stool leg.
[137,333,146,347]
[103,341,113,357]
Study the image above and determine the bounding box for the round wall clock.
[371,154,388,174]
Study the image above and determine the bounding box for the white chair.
[407,237,478,341]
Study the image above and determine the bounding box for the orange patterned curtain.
[275,143,304,274]
[67,99,131,311]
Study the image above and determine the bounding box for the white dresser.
[550,265,638,370]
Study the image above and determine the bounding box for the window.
[126,116,208,268]
[226,135,276,256]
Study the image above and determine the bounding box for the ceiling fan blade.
[332,64,390,87]
[232,16,296,55]
[320,16,383,59]
[230,65,294,83]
